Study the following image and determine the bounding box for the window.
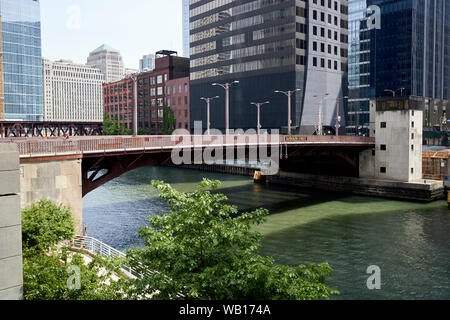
[411,133,414,139]
[157,75,163,84]
[313,26,318,35]
[184,83,188,92]
[313,10,317,20]
[380,122,386,128]
[320,58,325,68]
[411,145,414,151]
[321,27,325,37]
[380,145,386,151]
[321,12,325,22]
[321,43,325,52]
[411,168,414,174]
[380,167,386,174]
[313,57,318,66]
[412,121,414,128]
[313,41,317,51]
[328,59,331,69]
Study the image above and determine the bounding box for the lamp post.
[250,101,270,135]
[212,81,239,134]
[200,96,219,135]
[129,73,139,137]
[313,93,329,135]
[335,96,348,137]
[274,89,301,135]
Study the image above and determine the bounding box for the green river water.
[83,166,450,300]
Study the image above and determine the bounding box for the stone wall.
[20,159,83,232]
[0,144,23,300]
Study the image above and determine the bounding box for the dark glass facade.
[368,0,450,131]
[346,0,370,135]
[189,0,349,133]
[1,0,44,121]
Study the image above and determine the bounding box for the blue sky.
[40,0,184,69]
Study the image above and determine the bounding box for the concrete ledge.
[0,195,21,228]
[0,225,22,260]
[0,256,23,293]
[0,144,19,171]
[0,170,20,195]
[268,172,445,202]
[0,285,23,300]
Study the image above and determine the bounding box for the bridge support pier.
[20,158,83,233]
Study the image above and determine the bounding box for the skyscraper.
[0,0,44,121]
[368,0,449,132]
[346,0,370,135]
[182,0,190,58]
[87,44,125,84]
[139,54,155,71]
[189,0,349,134]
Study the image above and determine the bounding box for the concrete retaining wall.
[268,171,444,202]
[0,144,23,300]
[20,159,83,232]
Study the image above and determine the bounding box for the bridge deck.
[0,135,375,159]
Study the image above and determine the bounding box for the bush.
[21,199,75,250]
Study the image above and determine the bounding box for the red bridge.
[3,134,375,196]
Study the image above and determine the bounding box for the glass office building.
[183,0,190,58]
[0,0,44,121]
[346,0,370,135]
[368,0,450,132]
[189,0,349,133]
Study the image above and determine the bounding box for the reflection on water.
[83,166,450,300]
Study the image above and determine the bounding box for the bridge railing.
[2,135,375,157]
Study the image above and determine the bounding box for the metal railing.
[0,134,375,157]
[69,236,150,278]
[68,235,184,298]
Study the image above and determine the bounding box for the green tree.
[162,106,176,135]
[21,199,132,300]
[126,180,339,300]
[102,112,132,136]
[21,199,76,251]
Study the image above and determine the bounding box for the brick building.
[166,76,190,131]
[103,51,189,134]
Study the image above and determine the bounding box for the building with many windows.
[368,0,450,137]
[345,0,370,135]
[42,59,104,123]
[0,0,44,121]
[183,0,190,58]
[103,51,189,134]
[166,76,190,131]
[87,44,125,84]
[189,0,349,134]
[139,54,155,71]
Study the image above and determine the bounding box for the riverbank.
[167,164,445,202]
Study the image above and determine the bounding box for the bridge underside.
[280,145,366,177]
[81,144,370,196]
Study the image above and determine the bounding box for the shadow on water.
[260,207,450,300]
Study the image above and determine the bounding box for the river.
[83,166,450,300]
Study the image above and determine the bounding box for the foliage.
[162,106,176,135]
[23,247,130,300]
[126,179,339,300]
[21,199,133,300]
[21,199,76,251]
[103,112,132,136]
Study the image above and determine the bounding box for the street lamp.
[274,89,301,135]
[313,93,329,135]
[128,73,139,137]
[335,96,348,137]
[212,81,239,134]
[200,96,219,135]
[250,101,270,135]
